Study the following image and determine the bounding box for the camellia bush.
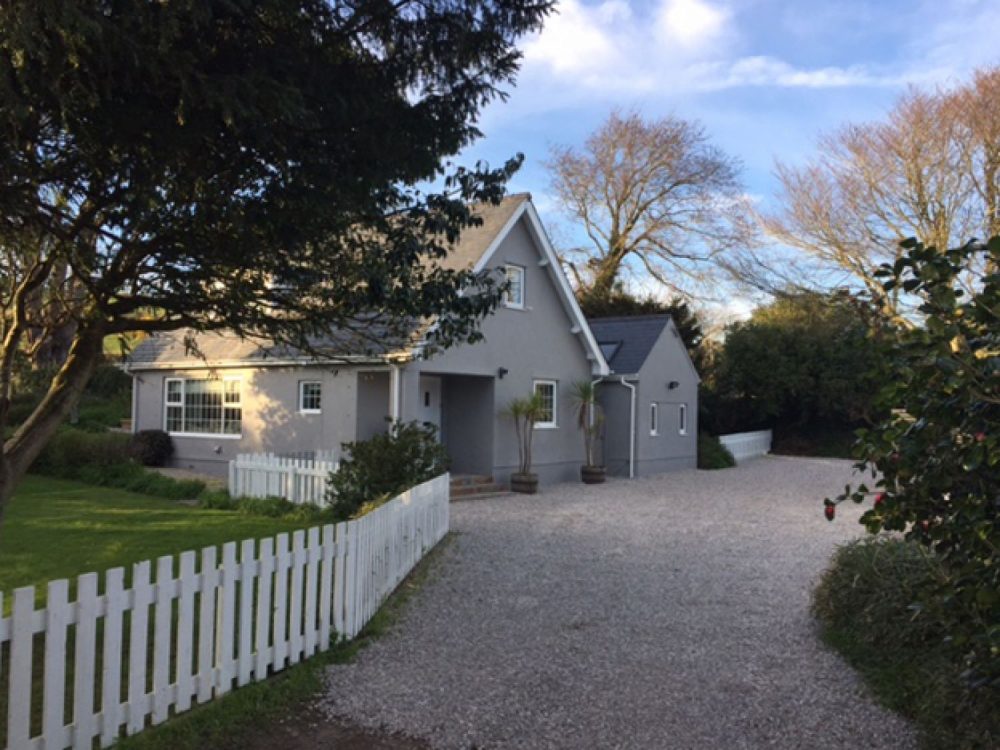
[826,237,1000,684]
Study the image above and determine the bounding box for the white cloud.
[657,0,730,48]
[517,0,904,98]
[522,0,626,75]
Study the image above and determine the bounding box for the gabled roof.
[127,194,610,375]
[587,315,671,375]
[587,314,699,382]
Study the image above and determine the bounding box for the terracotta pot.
[581,465,606,484]
[510,472,539,494]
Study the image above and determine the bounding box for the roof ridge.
[586,314,672,323]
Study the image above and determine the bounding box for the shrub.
[197,491,332,522]
[814,537,1000,748]
[326,421,449,521]
[32,428,131,474]
[829,237,1000,684]
[129,429,174,467]
[30,428,204,500]
[697,433,735,470]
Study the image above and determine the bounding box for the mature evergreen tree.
[0,0,552,518]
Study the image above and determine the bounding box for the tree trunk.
[0,326,105,532]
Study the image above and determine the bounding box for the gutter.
[619,376,637,479]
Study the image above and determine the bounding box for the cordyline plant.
[826,237,1000,684]
[0,0,553,526]
[505,394,544,475]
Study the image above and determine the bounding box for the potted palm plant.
[505,393,544,494]
[572,381,606,484]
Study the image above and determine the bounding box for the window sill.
[167,432,243,440]
[501,303,528,311]
[533,423,558,430]
[298,410,322,415]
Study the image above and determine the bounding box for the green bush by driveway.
[813,537,999,750]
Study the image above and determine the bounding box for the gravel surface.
[320,456,917,749]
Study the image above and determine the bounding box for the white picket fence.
[228,452,339,505]
[0,473,450,750]
[718,429,773,463]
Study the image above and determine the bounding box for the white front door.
[417,375,443,439]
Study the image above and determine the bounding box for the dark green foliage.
[32,429,131,472]
[85,364,132,399]
[30,429,203,500]
[697,433,735,470]
[326,421,449,521]
[831,237,1000,685]
[0,0,551,512]
[770,422,857,459]
[814,538,1000,749]
[703,290,883,435]
[129,430,174,467]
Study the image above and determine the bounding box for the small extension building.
[588,315,700,477]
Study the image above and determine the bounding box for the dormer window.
[503,264,525,308]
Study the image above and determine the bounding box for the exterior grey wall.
[355,370,391,441]
[131,365,362,476]
[404,216,598,485]
[597,321,699,478]
[440,375,495,476]
[598,381,633,477]
[634,321,698,475]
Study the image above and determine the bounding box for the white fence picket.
[718,429,773,463]
[42,580,68,748]
[175,552,197,713]
[1,473,450,750]
[100,568,125,745]
[73,573,99,748]
[227,453,339,505]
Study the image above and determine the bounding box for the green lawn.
[0,475,318,608]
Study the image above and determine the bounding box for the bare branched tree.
[546,111,756,300]
[750,66,1000,322]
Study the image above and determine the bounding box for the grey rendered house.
[588,316,700,477]
[126,195,700,486]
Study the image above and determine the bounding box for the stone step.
[450,482,508,498]
[449,474,494,487]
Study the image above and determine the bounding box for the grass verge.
[0,475,319,607]
[115,532,454,750]
[813,536,999,750]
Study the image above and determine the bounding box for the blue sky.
[458,0,1000,317]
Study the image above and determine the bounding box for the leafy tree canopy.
[705,290,885,433]
[830,237,1000,684]
[0,0,552,516]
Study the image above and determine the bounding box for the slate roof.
[126,195,530,370]
[586,315,673,375]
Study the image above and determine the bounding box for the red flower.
[874,493,886,507]
[975,432,986,443]
[824,504,836,522]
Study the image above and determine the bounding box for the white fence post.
[0,473,450,750]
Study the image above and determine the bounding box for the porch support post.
[389,364,402,423]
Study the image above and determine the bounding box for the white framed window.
[163,377,242,437]
[503,264,525,309]
[650,402,659,436]
[299,381,322,413]
[533,379,557,428]
[679,403,688,435]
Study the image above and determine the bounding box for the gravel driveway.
[320,456,916,749]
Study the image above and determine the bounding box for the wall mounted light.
[498,367,509,379]
[668,381,679,390]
